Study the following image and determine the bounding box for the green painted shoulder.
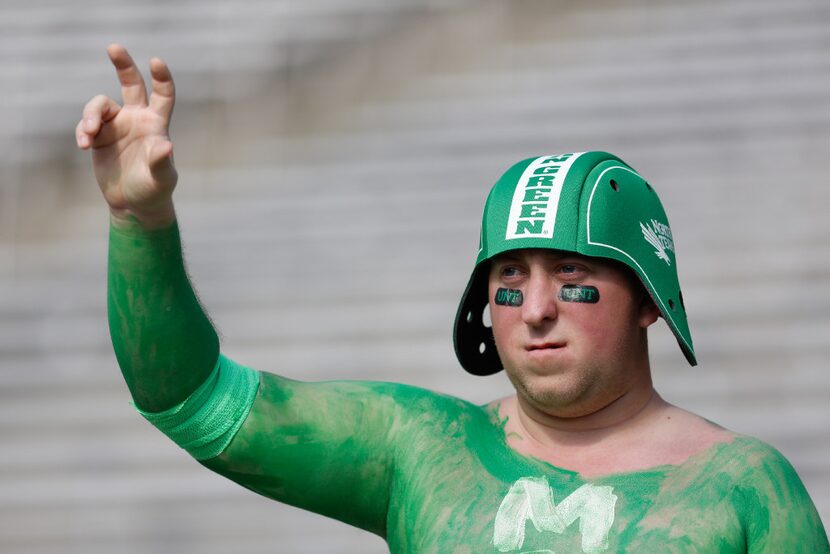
[361,380,499,446]
[715,435,829,553]
[203,376,488,537]
[611,435,827,553]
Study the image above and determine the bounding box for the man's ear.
[638,294,661,328]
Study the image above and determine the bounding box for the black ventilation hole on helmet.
[482,304,492,328]
[479,342,487,354]
[609,179,619,192]
[466,311,473,324]
[668,299,675,310]
[645,181,653,191]
[679,290,685,310]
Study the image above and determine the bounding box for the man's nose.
[521,275,558,326]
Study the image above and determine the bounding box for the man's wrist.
[109,204,176,231]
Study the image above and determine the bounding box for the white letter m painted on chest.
[493,477,617,553]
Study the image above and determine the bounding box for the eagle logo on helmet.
[640,220,674,266]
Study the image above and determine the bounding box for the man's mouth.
[526,342,565,351]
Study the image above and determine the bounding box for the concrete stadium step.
[0,0,468,166]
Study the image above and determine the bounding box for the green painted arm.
[107,217,396,534]
[107,219,219,412]
[203,375,402,537]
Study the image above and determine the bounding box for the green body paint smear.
[108,221,219,412]
[559,284,599,303]
[495,288,524,307]
[205,377,829,553]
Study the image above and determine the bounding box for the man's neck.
[516,379,661,444]
[496,387,732,477]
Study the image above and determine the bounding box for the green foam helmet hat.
[453,152,696,375]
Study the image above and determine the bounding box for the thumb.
[148,139,178,187]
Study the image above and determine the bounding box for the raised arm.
[78,44,217,411]
[78,46,398,536]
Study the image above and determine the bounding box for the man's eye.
[558,264,583,275]
[502,267,521,277]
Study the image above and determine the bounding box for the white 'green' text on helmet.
[453,151,695,375]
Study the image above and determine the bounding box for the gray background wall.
[1,0,828,552]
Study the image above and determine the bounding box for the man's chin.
[521,391,609,421]
[513,355,571,378]
[506,371,590,414]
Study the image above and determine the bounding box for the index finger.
[107,43,148,107]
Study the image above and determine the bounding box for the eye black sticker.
[559,285,599,303]
[495,288,523,307]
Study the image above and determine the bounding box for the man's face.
[488,249,659,418]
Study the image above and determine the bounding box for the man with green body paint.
[77,45,829,553]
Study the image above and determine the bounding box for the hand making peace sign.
[77,44,178,229]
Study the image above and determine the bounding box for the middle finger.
[107,43,148,107]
